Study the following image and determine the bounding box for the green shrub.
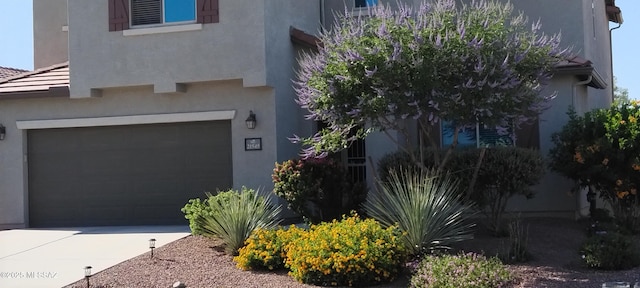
[377,150,422,182]
[474,147,544,233]
[234,226,304,271]
[549,105,640,234]
[284,214,406,286]
[272,158,366,223]
[363,169,476,256]
[410,253,513,288]
[181,197,209,235]
[377,147,545,234]
[580,232,640,270]
[181,191,236,235]
[196,187,282,255]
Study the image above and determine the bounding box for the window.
[441,121,514,148]
[355,0,378,8]
[109,0,219,32]
[131,0,196,26]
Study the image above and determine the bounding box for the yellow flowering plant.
[234,225,304,271]
[284,214,407,286]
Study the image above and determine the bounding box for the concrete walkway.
[0,226,190,288]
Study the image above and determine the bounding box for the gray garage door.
[28,121,232,227]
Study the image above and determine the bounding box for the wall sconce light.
[0,124,5,140]
[245,111,257,129]
[84,266,92,288]
[149,238,156,258]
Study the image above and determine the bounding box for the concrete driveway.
[0,226,190,288]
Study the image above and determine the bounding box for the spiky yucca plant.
[364,169,475,255]
[197,187,282,255]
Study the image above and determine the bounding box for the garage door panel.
[133,205,184,224]
[28,121,233,227]
[28,152,81,178]
[128,149,185,175]
[80,151,132,177]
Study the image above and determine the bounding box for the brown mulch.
[64,218,640,288]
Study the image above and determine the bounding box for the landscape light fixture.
[149,238,156,258]
[0,124,5,140]
[84,266,92,288]
[245,111,257,129]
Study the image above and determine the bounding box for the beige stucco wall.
[67,0,269,97]
[264,0,321,162]
[33,0,69,69]
[0,81,279,228]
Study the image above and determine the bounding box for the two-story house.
[0,0,622,229]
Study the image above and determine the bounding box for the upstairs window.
[131,0,196,26]
[355,0,378,8]
[109,0,219,32]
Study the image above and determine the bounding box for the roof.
[290,26,322,50]
[0,66,28,79]
[606,0,623,24]
[0,62,70,100]
[554,56,607,89]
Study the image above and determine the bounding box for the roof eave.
[0,86,70,100]
[289,26,322,51]
[553,66,607,89]
[607,5,623,24]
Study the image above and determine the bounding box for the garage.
[27,121,233,227]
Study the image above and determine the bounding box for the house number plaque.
[245,138,262,151]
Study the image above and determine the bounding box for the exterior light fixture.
[245,111,257,129]
[0,124,5,140]
[84,266,92,288]
[149,238,156,258]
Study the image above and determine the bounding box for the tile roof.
[0,62,69,99]
[290,26,322,50]
[0,66,28,79]
[554,56,606,89]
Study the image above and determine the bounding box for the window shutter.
[197,0,219,24]
[515,119,540,149]
[108,0,130,31]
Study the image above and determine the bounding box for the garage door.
[28,121,232,227]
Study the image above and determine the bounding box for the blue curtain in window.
[164,0,196,23]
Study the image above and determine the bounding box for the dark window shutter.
[197,0,219,24]
[108,0,130,31]
[515,119,540,149]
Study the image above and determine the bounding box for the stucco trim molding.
[16,110,236,130]
[123,23,203,37]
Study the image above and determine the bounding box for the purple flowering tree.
[292,0,569,168]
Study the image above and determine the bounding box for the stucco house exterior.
[0,0,622,229]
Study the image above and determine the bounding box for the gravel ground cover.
[65,218,640,288]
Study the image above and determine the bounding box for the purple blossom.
[364,66,378,77]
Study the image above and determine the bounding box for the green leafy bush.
[474,147,544,233]
[377,147,544,234]
[580,232,640,270]
[272,158,366,223]
[410,253,513,288]
[234,226,304,271]
[195,187,282,255]
[377,150,423,182]
[284,214,406,286]
[181,197,209,235]
[550,104,640,233]
[181,191,236,235]
[364,168,476,256]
